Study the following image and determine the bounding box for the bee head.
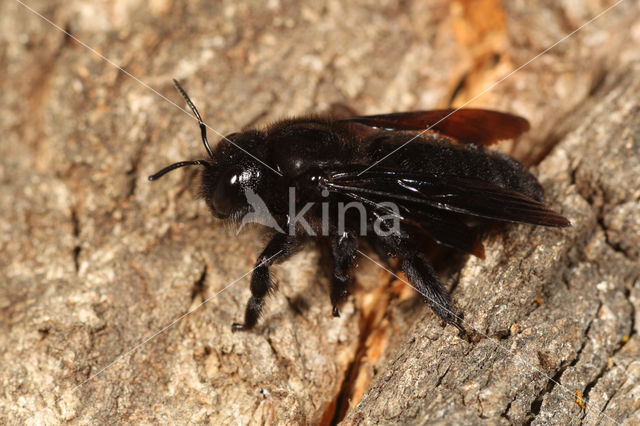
[148,80,267,220]
[200,131,266,220]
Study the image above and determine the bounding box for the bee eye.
[212,169,241,218]
[208,166,263,219]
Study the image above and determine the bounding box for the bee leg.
[330,231,357,317]
[232,233,298,332]
[367,237,397,269]
[401,251,466,336]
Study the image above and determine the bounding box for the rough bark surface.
[1,1,639,424]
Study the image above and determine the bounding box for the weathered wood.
[1,1,638,424]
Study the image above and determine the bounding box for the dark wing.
[403,206,487,258]
[322,167,570,254]
[341,109,530,146]
[344,185,486,257]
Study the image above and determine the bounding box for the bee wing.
[334,184,485,256]
[402,206,486,257]
[341,109,530,146]
[325,168,570,228]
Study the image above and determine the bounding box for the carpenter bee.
[149,80,570,334]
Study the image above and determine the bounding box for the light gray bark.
[1,1,639,424]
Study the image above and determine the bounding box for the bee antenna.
[148,160,204,181]
[173,79,215,159]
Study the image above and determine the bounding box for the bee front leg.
[232,233,298,332]
[331,231,357,317]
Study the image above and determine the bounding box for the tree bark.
[1,1,638,424]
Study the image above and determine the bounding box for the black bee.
[149,80,570,334]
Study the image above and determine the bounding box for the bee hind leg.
[401,251,466,336]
